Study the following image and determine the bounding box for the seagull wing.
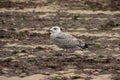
[54,32,79,47]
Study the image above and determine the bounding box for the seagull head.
[48,26,62,34]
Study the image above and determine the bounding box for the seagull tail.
[78,43,94,49]
[79,43,88,49]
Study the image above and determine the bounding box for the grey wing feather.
[54,32,79,47]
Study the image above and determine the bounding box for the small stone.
[42,72,50,75]
[19,73,27,77]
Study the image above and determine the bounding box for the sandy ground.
[0,0,120,80]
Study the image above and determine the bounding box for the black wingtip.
[80,43,88,49]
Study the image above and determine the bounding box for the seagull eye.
[54,28,57,30]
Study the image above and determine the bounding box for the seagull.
[48,26,88,50]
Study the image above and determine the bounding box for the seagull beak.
[47,30,51,35]
[47,30,51,32]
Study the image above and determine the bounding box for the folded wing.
[53,32,80,48]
